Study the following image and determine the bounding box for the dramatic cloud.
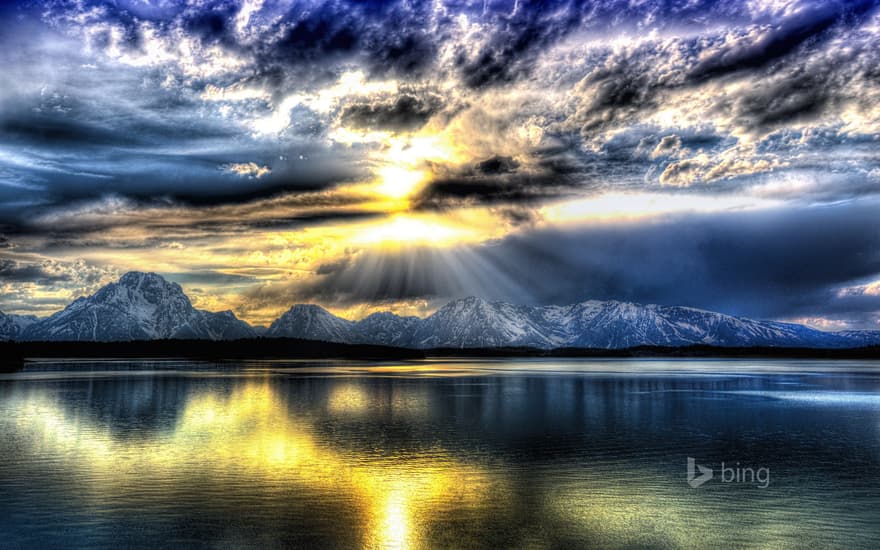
[1,0,879,328]
[283,200,880,328]
[339,92,444,132]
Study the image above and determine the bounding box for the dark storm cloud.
[0,146,365,230]
[260,7,359,64]
[289,200,880,327]
[175,154,366,205]
[480,130,681,203]
[476,155,520,175]
[184,0,442,83]
[720,44,873,134]
[415,176,561,208]
[453,0,753,90]
[315,258,351,276]
[492,202,880,324]
[565,1,880,140]
[0,87,239,157]
[413,139,662,209]
[339,92,444,132]
[687,0,877,83]
[7,199,383,245]
[0,259,71,284]
[0,110,143,150]
[573,44,684,134]
[0,62,366,226]
[37,0,756,94]
[413,144,593,209]
[456,0,584,89]
[208,209,382,231]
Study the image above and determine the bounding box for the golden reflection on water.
[328,383,372,414]
[5,368,872,549]
[11,380,503,549]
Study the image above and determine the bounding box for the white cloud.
[650,135,683,159]
[222,162,271,179]
[659,147,787,187]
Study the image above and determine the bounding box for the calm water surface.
[1,359,879,549]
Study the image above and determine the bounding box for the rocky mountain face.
[265,304,354,343]
[0,312,40,341]
[351,312,422,348]
[18,272,254,341]
[266,297,880,349]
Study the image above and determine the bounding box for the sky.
[0,0,879,329]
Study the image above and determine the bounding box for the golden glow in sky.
[3,0,879,330]
[375,166,428,201]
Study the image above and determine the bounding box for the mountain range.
[2,271,879,349]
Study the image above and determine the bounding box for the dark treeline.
[2,340,879,373]
[0,338,424,371]
[426,344,880,359]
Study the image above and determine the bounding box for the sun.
[375,165,428,200]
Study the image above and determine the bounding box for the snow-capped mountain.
[7,277,880,348]
[262,296,880,349]
[550,301,844,349]
[833,330,880,348]
[266,304,354,342]
[0,312,40,341]
[410,297,561,348]
[19,272,254,341]
[351,311,422,347]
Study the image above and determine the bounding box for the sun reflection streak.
[6,381,503,549]
[379,488,409,549]
[328,383,370,414]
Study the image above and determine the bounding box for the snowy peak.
[283,304,335,316]
[266,304,354,343]
[0,311,40,341]
[119,270,176,289]
[351,311,421,347]
[113,271,189,304]
[20,272,254,341]
[435,296,490,312]
[88,271,193,329]
[416,297,558,348]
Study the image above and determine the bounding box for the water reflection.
[1,360,879,548]
[4,379,504,548]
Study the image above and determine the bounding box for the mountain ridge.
[268,294,880,350]
[3,272,880,348]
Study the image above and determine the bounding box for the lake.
[1,359,878,549]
